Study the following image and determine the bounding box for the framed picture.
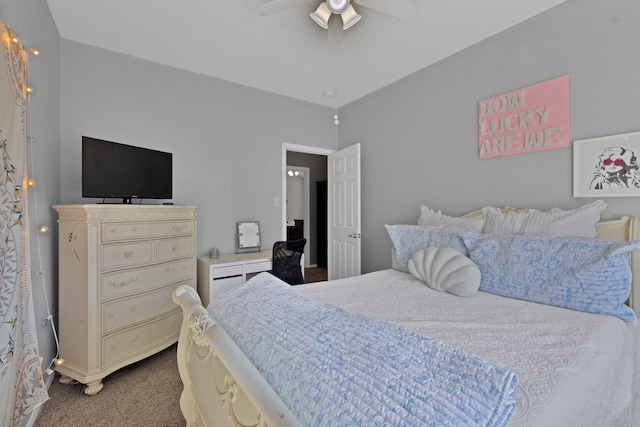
[236,221,261,253]
[573,131,640,197]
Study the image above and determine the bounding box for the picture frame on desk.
[236,221,261,253]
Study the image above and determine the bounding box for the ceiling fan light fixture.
[340,4,361,30]
[310,2,332,29]
[327,0,350,14]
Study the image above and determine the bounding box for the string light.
[12,31,63,380]
[5,26,63,418]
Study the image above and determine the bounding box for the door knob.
[347,233,361,238]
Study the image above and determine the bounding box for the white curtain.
[0,21,48,426]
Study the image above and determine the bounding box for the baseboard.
[20,371,55,427]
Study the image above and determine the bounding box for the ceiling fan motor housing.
[327,0,350,14]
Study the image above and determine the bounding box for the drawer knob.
[111,344,117,350]
[130,305,138,312]
[108,311,115,318]
[130,335,139,343]
[131,226,137,233]
[172,224,187,232]
[123,251,134,258]
[172,245,178,252]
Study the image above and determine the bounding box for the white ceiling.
[46,0,567,109]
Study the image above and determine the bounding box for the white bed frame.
[172,210,640,427]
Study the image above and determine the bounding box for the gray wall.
[0,0,61,387]
[60,41,338,256]
[338,0,640,273]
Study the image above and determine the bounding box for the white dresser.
[53,204,197,395]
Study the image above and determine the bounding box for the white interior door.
[327,143,361,280]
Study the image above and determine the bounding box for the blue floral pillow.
[385,225,468,273]
[461,233,640,322]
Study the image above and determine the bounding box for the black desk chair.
[271,238,306,285]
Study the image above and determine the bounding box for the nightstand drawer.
[102,258,193,301]
[102,221,193,242]
[157,236,193,261]
[102,308,181,369]
[102,241,153,270]
[102,282,183,333]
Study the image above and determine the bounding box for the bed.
[172,205,640,426]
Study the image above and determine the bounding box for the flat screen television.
[82,136,172,204]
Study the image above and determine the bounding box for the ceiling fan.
[252,0,419,30]
[311,0,362,30]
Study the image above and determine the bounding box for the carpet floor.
[34,344,184,427]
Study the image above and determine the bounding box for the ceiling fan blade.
[353,0,419,19]
[251,0,316,16]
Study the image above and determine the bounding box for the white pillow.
[408,247,481,297]
[417,205,483,232]
[482,200,607,238]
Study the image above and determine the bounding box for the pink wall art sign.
[478,74,569,159]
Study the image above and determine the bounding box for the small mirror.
[237,221,261,253]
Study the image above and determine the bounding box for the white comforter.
[297,269,639,427]
[210,273,519,427]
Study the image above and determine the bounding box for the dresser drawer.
[102,220,194,242]
[102,308,182,369]
[157,236,193,262]
[102,258,193,301]
[102,241,153,270]
[102,282,183,333]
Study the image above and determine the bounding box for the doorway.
[286,165,310,266]
[282,144,331,274]
[282,143,361,281]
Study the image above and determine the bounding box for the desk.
[197,250,304,306]
[197,250,271,306]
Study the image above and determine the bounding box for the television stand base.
[101,198,131,204]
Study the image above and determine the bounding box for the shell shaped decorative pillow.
[408,247,481,297]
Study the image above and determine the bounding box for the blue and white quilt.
[209,273,519,427]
